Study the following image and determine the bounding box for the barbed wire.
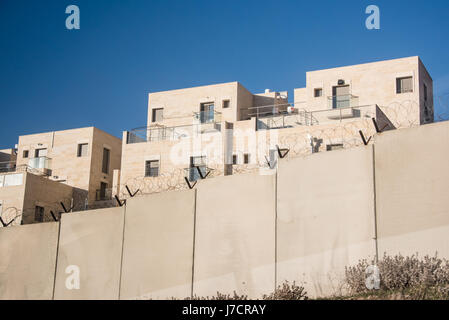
[116,101,426,199]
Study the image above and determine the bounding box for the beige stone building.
[0,171,73,226]
[0,127,122,225]
[117,56,433,198]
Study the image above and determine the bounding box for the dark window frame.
[244,153,250,164]
[77,143,88,157]
[396,76,413,94]
[102,148,110,174]
[34,206,44,223]
[222,99,230,109]
[145,160,160,177]
[152,108,164,123]
[35,148,47,158]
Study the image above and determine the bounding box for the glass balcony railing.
[28,156,52,170]
[328,94,359,109]
[193,111,222,124]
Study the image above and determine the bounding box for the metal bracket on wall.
[276,145,290,159]
[125,185,139,198]
[264,156,276,169]
[184,177,197,189]
[196,166,211,179]
[0,216,14,227]
[60,202,74,213]
[372,118,388,133]
[114,195,126,207]
[50,210,61,222]
[359,130,372,146]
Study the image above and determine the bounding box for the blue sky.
[1,0,449,147]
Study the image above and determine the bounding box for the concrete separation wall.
[3,122,449,300]
[375,121,449,258]
[53,207,125,300]
[0,222,59,299]
[193,174,276,298]
[277,146,376,297]
[120,190,195,300]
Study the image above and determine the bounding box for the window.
[100,182,107,200]
[314,88,323,97]
[244,153,250,164]
[332,85,350,108]
[424,83,428,101]
[222,100,230,108]
[152,108,164,122]
[232,154,238,165]
[102,148,110,174]
[326,144,344,151]
[77,143,88,157]
[23,150,29,158]
[35,148,47,158]
[34,206,44,223]
[396,76,413,94]
[200,102,215,123]
[145,160,159,177]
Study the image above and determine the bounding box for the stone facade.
[1,127,122,225]
[118,57,433,199]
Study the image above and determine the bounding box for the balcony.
[327,94,359,109]
[28,157,52,176]
[0,161,16,174]
[193,110,222,124]
[255,104,378,130]
[127,122,222,144]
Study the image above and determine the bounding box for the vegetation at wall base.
[341,253,449,300]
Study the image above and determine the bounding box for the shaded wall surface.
[2,122,449,299]
[193,174,276,298]
[375,122,449,258]
[0,222,59,299]
[277,146,376,297]
[54,207,125,300]
[120,190,195,300]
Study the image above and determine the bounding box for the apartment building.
[0,127,122,226]
[0,171,73,226]
[117,56,433,198]
[294,56,433,125]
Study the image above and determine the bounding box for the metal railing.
[193,110,222,124]
[0,161,16,173]
[127,122,222,144]
[327,94,359,109]
[256,104,377,130]
[28,156,52,170]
